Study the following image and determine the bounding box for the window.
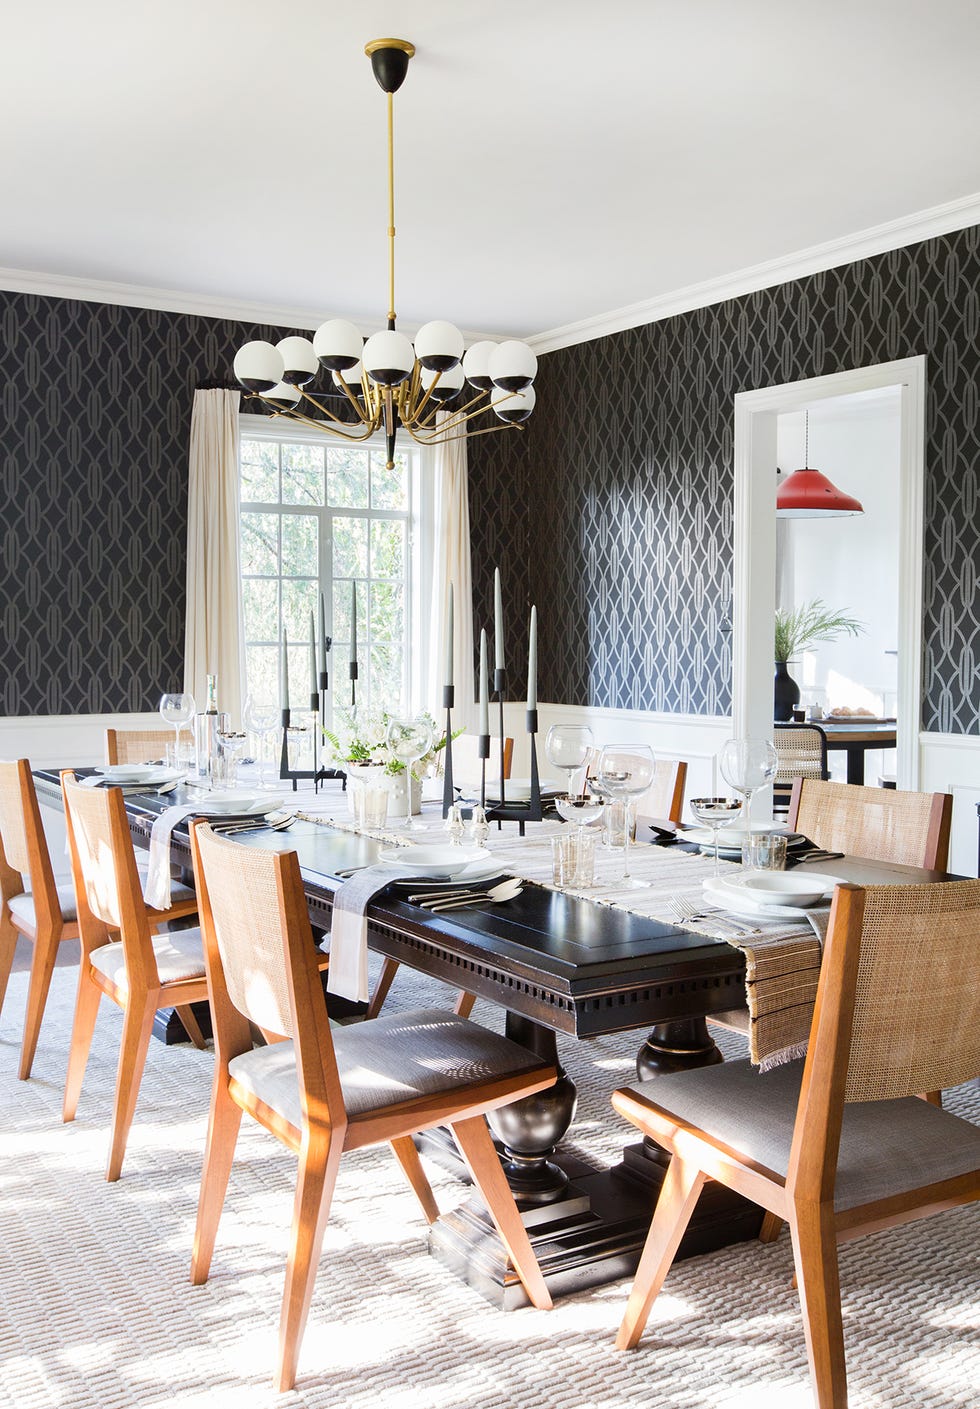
[239,419,423,726]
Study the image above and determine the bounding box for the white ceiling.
[5,0,980,341]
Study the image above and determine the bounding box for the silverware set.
[209,811,295,836]
[408,878,523,912]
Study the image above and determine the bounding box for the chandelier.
[233,38,538,469]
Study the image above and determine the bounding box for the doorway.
[731,356,925,791]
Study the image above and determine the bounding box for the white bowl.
[377,844,492,877]
[740,871,827,908]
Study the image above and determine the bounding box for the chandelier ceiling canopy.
[233,38,538,469]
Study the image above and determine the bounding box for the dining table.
[33,767,946,1308]
[819,718,898,784]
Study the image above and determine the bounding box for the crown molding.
[527,190,980,355]
[0,267,501,344]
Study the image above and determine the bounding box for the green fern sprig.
[774,599,865,662]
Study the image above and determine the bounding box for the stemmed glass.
[158,692,195,762]
[596,744,655,887]
[216,728,248,789]
[385,715,435,830]
[719,738,779,832]
[244,694,281,790]
[689,796,743,875]
[545,724,594,794]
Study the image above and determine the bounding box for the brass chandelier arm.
[250,397,379,443]
[409,392,518,440]
[328,374,377,424]
[406,422,524,448]
[296,389,376,430]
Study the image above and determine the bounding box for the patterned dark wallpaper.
[469,225,980,734]
[0,292,314,716]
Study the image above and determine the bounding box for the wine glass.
[719,738,779,832]
[216,728,248,788]
[689,796,743,875]
[385,715,435,829]
[159,692,195,761]
[545,724,594,794]
[596,745,655,887]
[244,694,281,789]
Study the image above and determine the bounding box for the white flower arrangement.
[323,706,461,778]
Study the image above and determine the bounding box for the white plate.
[740,871,828,907]
[94,765,180,785]
[682,825,801,848]
[193,793,271,816]
[714,870,844,905]
[703,879,810,921]
[377,844,492,877]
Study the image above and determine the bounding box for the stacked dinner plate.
[681,823,804,860]
[702,869,844,922]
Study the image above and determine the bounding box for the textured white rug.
[0,959,977,1409]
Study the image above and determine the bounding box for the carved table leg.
[485,1013,578,1204]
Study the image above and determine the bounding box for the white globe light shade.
[491,384,536,424]
[422,363,464,403]
[265,381,302,410]
[313,319,363,372]
[275,336,318,387]
[233,340,284,393]
[332,360,363,390]
[363,329,414,387]
[489,339,538,392]
[414,320,464,371]
[462,340,496,390]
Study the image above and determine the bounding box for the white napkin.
[144,804,199,909]
[326,863,402,1002]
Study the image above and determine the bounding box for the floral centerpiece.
[324,706,462,818]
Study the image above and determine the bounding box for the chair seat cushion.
[228,1007,549,1127]
[8,883,77,929]
[90,927,206,990]
[617,1059,980,1212]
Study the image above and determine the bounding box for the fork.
[668,897,758,935]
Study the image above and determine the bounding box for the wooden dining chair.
[188,820,555,1391]
[787,777,952,870]
[773,724,829,818]
[635,758,688,826]
[105,727,174,765]
[61,773,206,1180]
[0,759,83,1079]
[611,878,980,1408]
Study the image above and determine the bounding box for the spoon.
[418,878,524,911]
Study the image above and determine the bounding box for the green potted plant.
[774,600,864,721]
[324,707,461,817]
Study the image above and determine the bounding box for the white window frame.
[238,413,436,723]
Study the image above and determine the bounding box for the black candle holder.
[279,634,346,792]
[493,667,507,810]
[485,707,542,837]
[477,731,491,810]
[441,684,456,819]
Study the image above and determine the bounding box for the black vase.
[773,660,801,722]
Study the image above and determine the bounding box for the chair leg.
[105,1000,157,1181]
[389,1135,440,1224]
[18,926,60,1080]
[453,991,476,1018]
[191,1081,244,1285]
[276,1129,344,1393]
[449,1115,553,1312]
[63,968,103,1122]
[615,1154,708,1351]
[0,911,17,1022]
[759,1210,784,1243]
[365,957,399,1019]
[175,1004,207,1050]
[789,1206,848,1409]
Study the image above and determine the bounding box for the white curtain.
[184,389,246,724]
[426,411,475,728]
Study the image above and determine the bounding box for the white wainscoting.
[918,731,980,877]
[0,712,164,883]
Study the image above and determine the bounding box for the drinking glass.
[689,796,743,875]
[385,715,434,829]
[545,724,594,793]
[555,791,605,842]
[596,744,655,887]
[244,694,281,789]
[216,728,248,788]
[719,738,779,830]
[159,692,195,758]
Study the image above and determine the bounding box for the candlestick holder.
[441,684,456,818]
[493,667,507,809]
[349,660,358,710]
[485,708,542,836]
[477,732,491,810]
[279,707,315,792]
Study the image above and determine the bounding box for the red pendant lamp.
[776,412,864,518]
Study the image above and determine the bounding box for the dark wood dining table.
[34,768,944,1307]
[820,718,898,785]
